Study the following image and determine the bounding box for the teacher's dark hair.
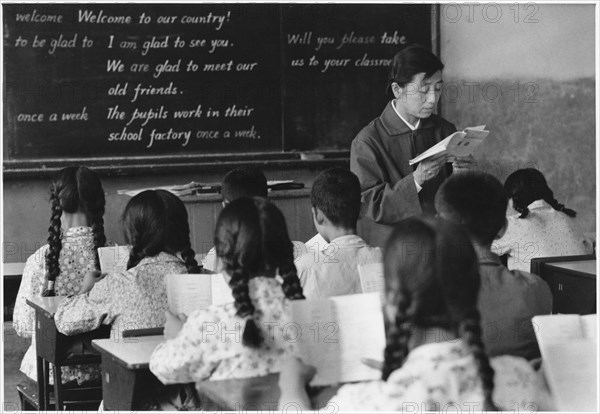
[504,168,576,219]
[387,44,444,97]
[44,166,106,296]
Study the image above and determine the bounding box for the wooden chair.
[17,376,102,411]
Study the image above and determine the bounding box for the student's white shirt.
[492,200,593,272]
[295,234,382,299]
[203,241,307,272]
[328,340,543,411]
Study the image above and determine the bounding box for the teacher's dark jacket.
[351,102,456,248]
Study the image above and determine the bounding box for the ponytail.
[227,261,263,348]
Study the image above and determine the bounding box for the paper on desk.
[543,340,597,411]
[290,292,385,386]
[532,314,598,411]
[166,273,233,316]
[117,181,213,197]
[98,245,130,274]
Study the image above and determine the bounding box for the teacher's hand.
[413,154,448,186]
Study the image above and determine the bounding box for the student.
[149,197,305,384]
[279,217,542,411]
[13,166,106,386]
[203,166,305,271]
[294,168,382,298]
[55,189,201,338]
[434,172,552,360]
[492,168,593,272]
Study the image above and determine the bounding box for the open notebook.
[409,125,489,165]
[532,314,598,412]
[289,292,385,386]
[165,273,233,316]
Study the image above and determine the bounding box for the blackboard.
[3,3,433,163]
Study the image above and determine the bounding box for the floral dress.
[55,252,187,338]
[149,276,298,384]
[327,340,542,411]
[12,226,100,385]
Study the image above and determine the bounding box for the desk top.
[25,296,66,318]
[196,373,339,410]
[3,262,26,277]
[92,335,164,370]
[547,260,596,276]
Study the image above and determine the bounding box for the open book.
[289,292,385,386]
[165,273,233,316]
[358,263,385,297]
[408,125,489,165]
[532,314,597,412]
[98,245,130,274]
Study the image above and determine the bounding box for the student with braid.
[492,168,592,272]
[13,166,106,386]
[279,217,542,411]
[149,197,305,384]
[55,189,201,339]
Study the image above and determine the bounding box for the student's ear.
[312,207,326,226]
[494,218,508,240]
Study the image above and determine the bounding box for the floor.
[3,322,30,411]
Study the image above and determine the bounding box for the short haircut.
[434,172,508,245]
[311,168,361,229]
[386,44,444,97]
[221,167,268,202]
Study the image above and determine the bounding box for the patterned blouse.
[492,200,593,272]
[149,276,298,384]
[12,226,100,385]
[55,252,187,338]
[327,340,542,411]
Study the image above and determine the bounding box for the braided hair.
[215,197,304,348]
[381,217,496,410]
[122,189,201,273]
[505,168,576,219]
[43,166,106,296]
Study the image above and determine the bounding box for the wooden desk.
[26,296,108,410]
[92,335,164,410]
[196,373,340,411]
[531,255,596,314]
[182,188,315,256]
[3,261,26,277]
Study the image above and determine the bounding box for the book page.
[408,133,456,166]
[532,314,585,344]
[290,293,385,386]
[165,273,213,316]
[358,263,385,297]
[581,314,597,340]
[447,128,489,158]
[210,273,233,305]
[98,245,130,274]
[543,340,597,411]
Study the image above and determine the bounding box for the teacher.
[351,44,464,247]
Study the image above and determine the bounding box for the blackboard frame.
[3,4,440,179]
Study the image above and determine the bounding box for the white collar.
[391,100,420,130]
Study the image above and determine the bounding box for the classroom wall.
[440,3,596,232]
